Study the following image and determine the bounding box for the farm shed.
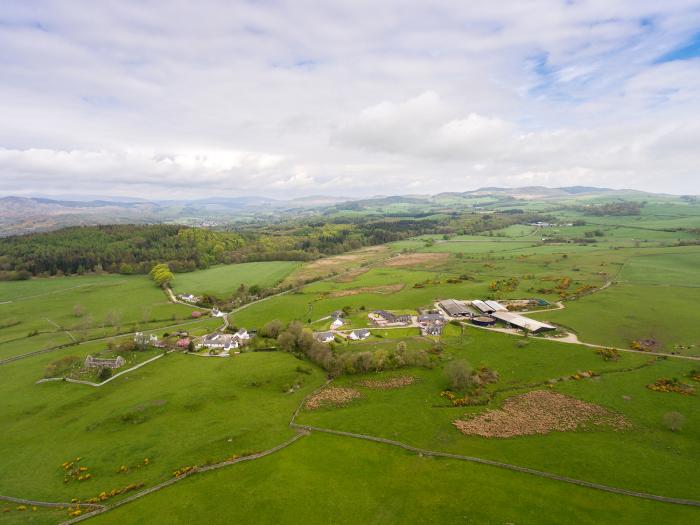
[439,299,470,317]
[491,312,555,333]
[471,300,494,314]
[485,300,508,312]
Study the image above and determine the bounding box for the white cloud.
[0,0,699,198]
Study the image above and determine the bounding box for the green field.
[171,261,301,296]
[1,202,699,524]
[89,432,699,525]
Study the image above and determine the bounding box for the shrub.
[596,347,620,361]
[445,360,474,391]
[663,411,685,432]
[45,356,81,378]
[98,367,113,381]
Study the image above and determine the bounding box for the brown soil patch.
[384,252,450,267]
[305,387,361,410]
[326,284,404,298]
[357,376,416,389]
[453,390,629,438]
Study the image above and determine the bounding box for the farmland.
[1,193,699,524]
[170,261,301,297]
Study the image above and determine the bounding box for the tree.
[663,411,685,432]
[73,304,85,318]
[444,360,474,391]
[98,367,113,381]
[149,263,174,287]
[187,340,195,352]
[260,320,283,339]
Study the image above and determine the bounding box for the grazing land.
[170,261,301,297]
[1,190,699,524]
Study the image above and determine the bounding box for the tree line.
[0,211,551,278]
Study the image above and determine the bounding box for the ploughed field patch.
[305,387,362,409]
[453,390,629,438]
[356,376,416,389]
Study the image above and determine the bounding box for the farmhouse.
[491,311,556,333]
[211,308,226,318]
[439,299,470,317]
[232,329,250,343]
[330,318,344,329]
[315,332,336,343]
[178,294,199,303]
[197,333,238,351]
[348,329,370,340]
[84,355,125,369]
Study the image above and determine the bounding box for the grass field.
[2,205,699,524]
[171,261,301,297]
[0,347,325,503]
[88,432,700,525]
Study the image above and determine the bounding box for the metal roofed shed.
[485,300,508,312]
[471,300,493,314]
[491,311,556,333]
[439,299,470,317]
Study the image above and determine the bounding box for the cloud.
[0,1,699,198]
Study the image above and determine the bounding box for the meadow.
[170,261,301,297]
[1,202,699,524]
[0,345,325,504]
[88,432,700,525]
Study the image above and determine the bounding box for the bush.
[445,360,473,391]
[44,356,81,378]
[663,411,685,432]
[98,367,113,381]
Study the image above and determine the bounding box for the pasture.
[171,261,301,297]
[88,432,700,525]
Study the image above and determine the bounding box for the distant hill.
[0,186,688,236]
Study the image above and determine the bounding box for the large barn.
[490,311,556,333]
[439,299,470,317]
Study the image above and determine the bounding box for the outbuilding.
[491,311,555,333]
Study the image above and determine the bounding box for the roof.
[490,311,555,332]
[439,299,470,316]
[352,329,370,336]
[373,309,396,320]
[419,313,444,322]
[315,332,335,340]
[485,300,508,312]
[471,300,493,313]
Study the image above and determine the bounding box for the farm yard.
[1,201,699,524]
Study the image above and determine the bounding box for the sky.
[1,0,699,200]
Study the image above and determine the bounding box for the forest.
[0,211,549,278]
